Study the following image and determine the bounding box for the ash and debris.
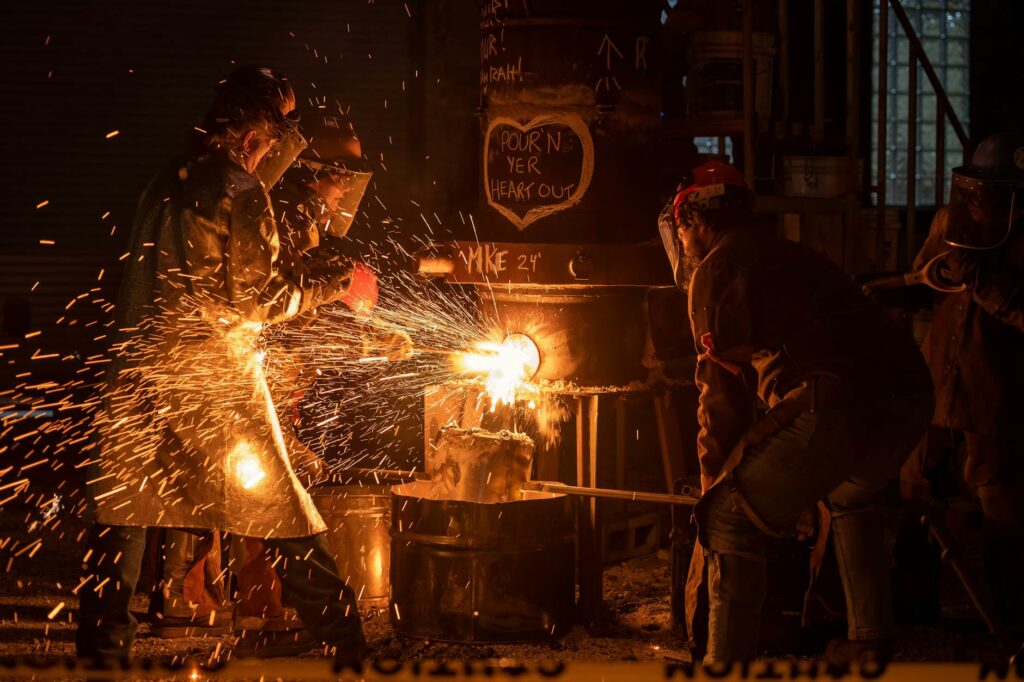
[0,501,690,663]
[0,506,1004,664]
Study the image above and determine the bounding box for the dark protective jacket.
[912,208,1024,434]
[687,227,933,490]
[92,150,346,538]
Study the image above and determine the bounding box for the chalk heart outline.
[484,113,595,231]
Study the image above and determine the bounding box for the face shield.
[255,112,308,190]
[945,170,1024,250]
[658,199,687,289]
[300,160,373,239]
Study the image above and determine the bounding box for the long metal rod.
[876,0,888,255]
[813,0,825,142]
[742,0,755,187]
[779,0,790,137]
[936,99,946,207]
[920,510,1004,638]
[526,481,701,507]
[906,49,918,268]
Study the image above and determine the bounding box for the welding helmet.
[293,111,373,239]
[673,160,754,231]
[945,132,1024,250]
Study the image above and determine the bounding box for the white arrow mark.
[597,34,623,70]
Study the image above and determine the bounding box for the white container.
[686,31,776,123]
[782,156,862,198]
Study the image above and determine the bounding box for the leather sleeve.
[225,186,305,323]
[688,257,757,484]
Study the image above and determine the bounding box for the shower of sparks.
[0,12,584,644]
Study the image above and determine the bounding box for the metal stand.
[560,386,691,627]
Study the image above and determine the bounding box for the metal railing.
[875,0,972,267]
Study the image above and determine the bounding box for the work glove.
[303,257,354,308]
[338,261,380,319]
[360,322,414,361]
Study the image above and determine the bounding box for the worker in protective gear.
[232,110,410,652]
[661,161,934,663]
[901,132,1024,630]
[77,66,366,663]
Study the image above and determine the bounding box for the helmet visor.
[300,161,372,239]
[945,171,1024,250]
[255,113,308,189]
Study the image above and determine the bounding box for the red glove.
[339,261,379,318]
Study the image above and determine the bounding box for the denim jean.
[700,392,934,663]
[76,524,363,660]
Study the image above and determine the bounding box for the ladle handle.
[523,481,701,506]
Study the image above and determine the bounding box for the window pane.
[946,40,967,63]
[872,0,969,207]
[946,11,969,37]
[945,67,968,96]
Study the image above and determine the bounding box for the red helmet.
[673,160,753,227]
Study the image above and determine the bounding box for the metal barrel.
[389,481,576,642]
[475,0,667,244]
[482,286,649,385]
[309,484,392,606]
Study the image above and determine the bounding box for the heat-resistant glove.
[360,323,414,361]
[303,257,354,308]
[338,261,379,319]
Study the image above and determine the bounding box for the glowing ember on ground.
[453,333,540,410]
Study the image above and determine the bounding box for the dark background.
[2,0,1024,467]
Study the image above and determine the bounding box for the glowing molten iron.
[455,333,540,410]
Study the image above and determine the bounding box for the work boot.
[233,629,321,658]
[234,606,304,634]
[151,604,234,638]
[824,638,893,666]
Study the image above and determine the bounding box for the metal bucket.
[427,427,534,503]
[389,481,575,642]
[310,484,391,606]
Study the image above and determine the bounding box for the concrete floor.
[0,503,1007,666]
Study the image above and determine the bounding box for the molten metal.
[453,333,540,410]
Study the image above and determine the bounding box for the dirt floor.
[0,502,1010,666]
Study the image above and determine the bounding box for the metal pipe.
[524,481,701,506]
[417,254,455,275]
[779,0,790,138]
[741,0,755,187]
[846,0,861,193]
[906,49,918,268]
[876,0,889,258]
[813,0,825,142]
[936,99,946,207]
